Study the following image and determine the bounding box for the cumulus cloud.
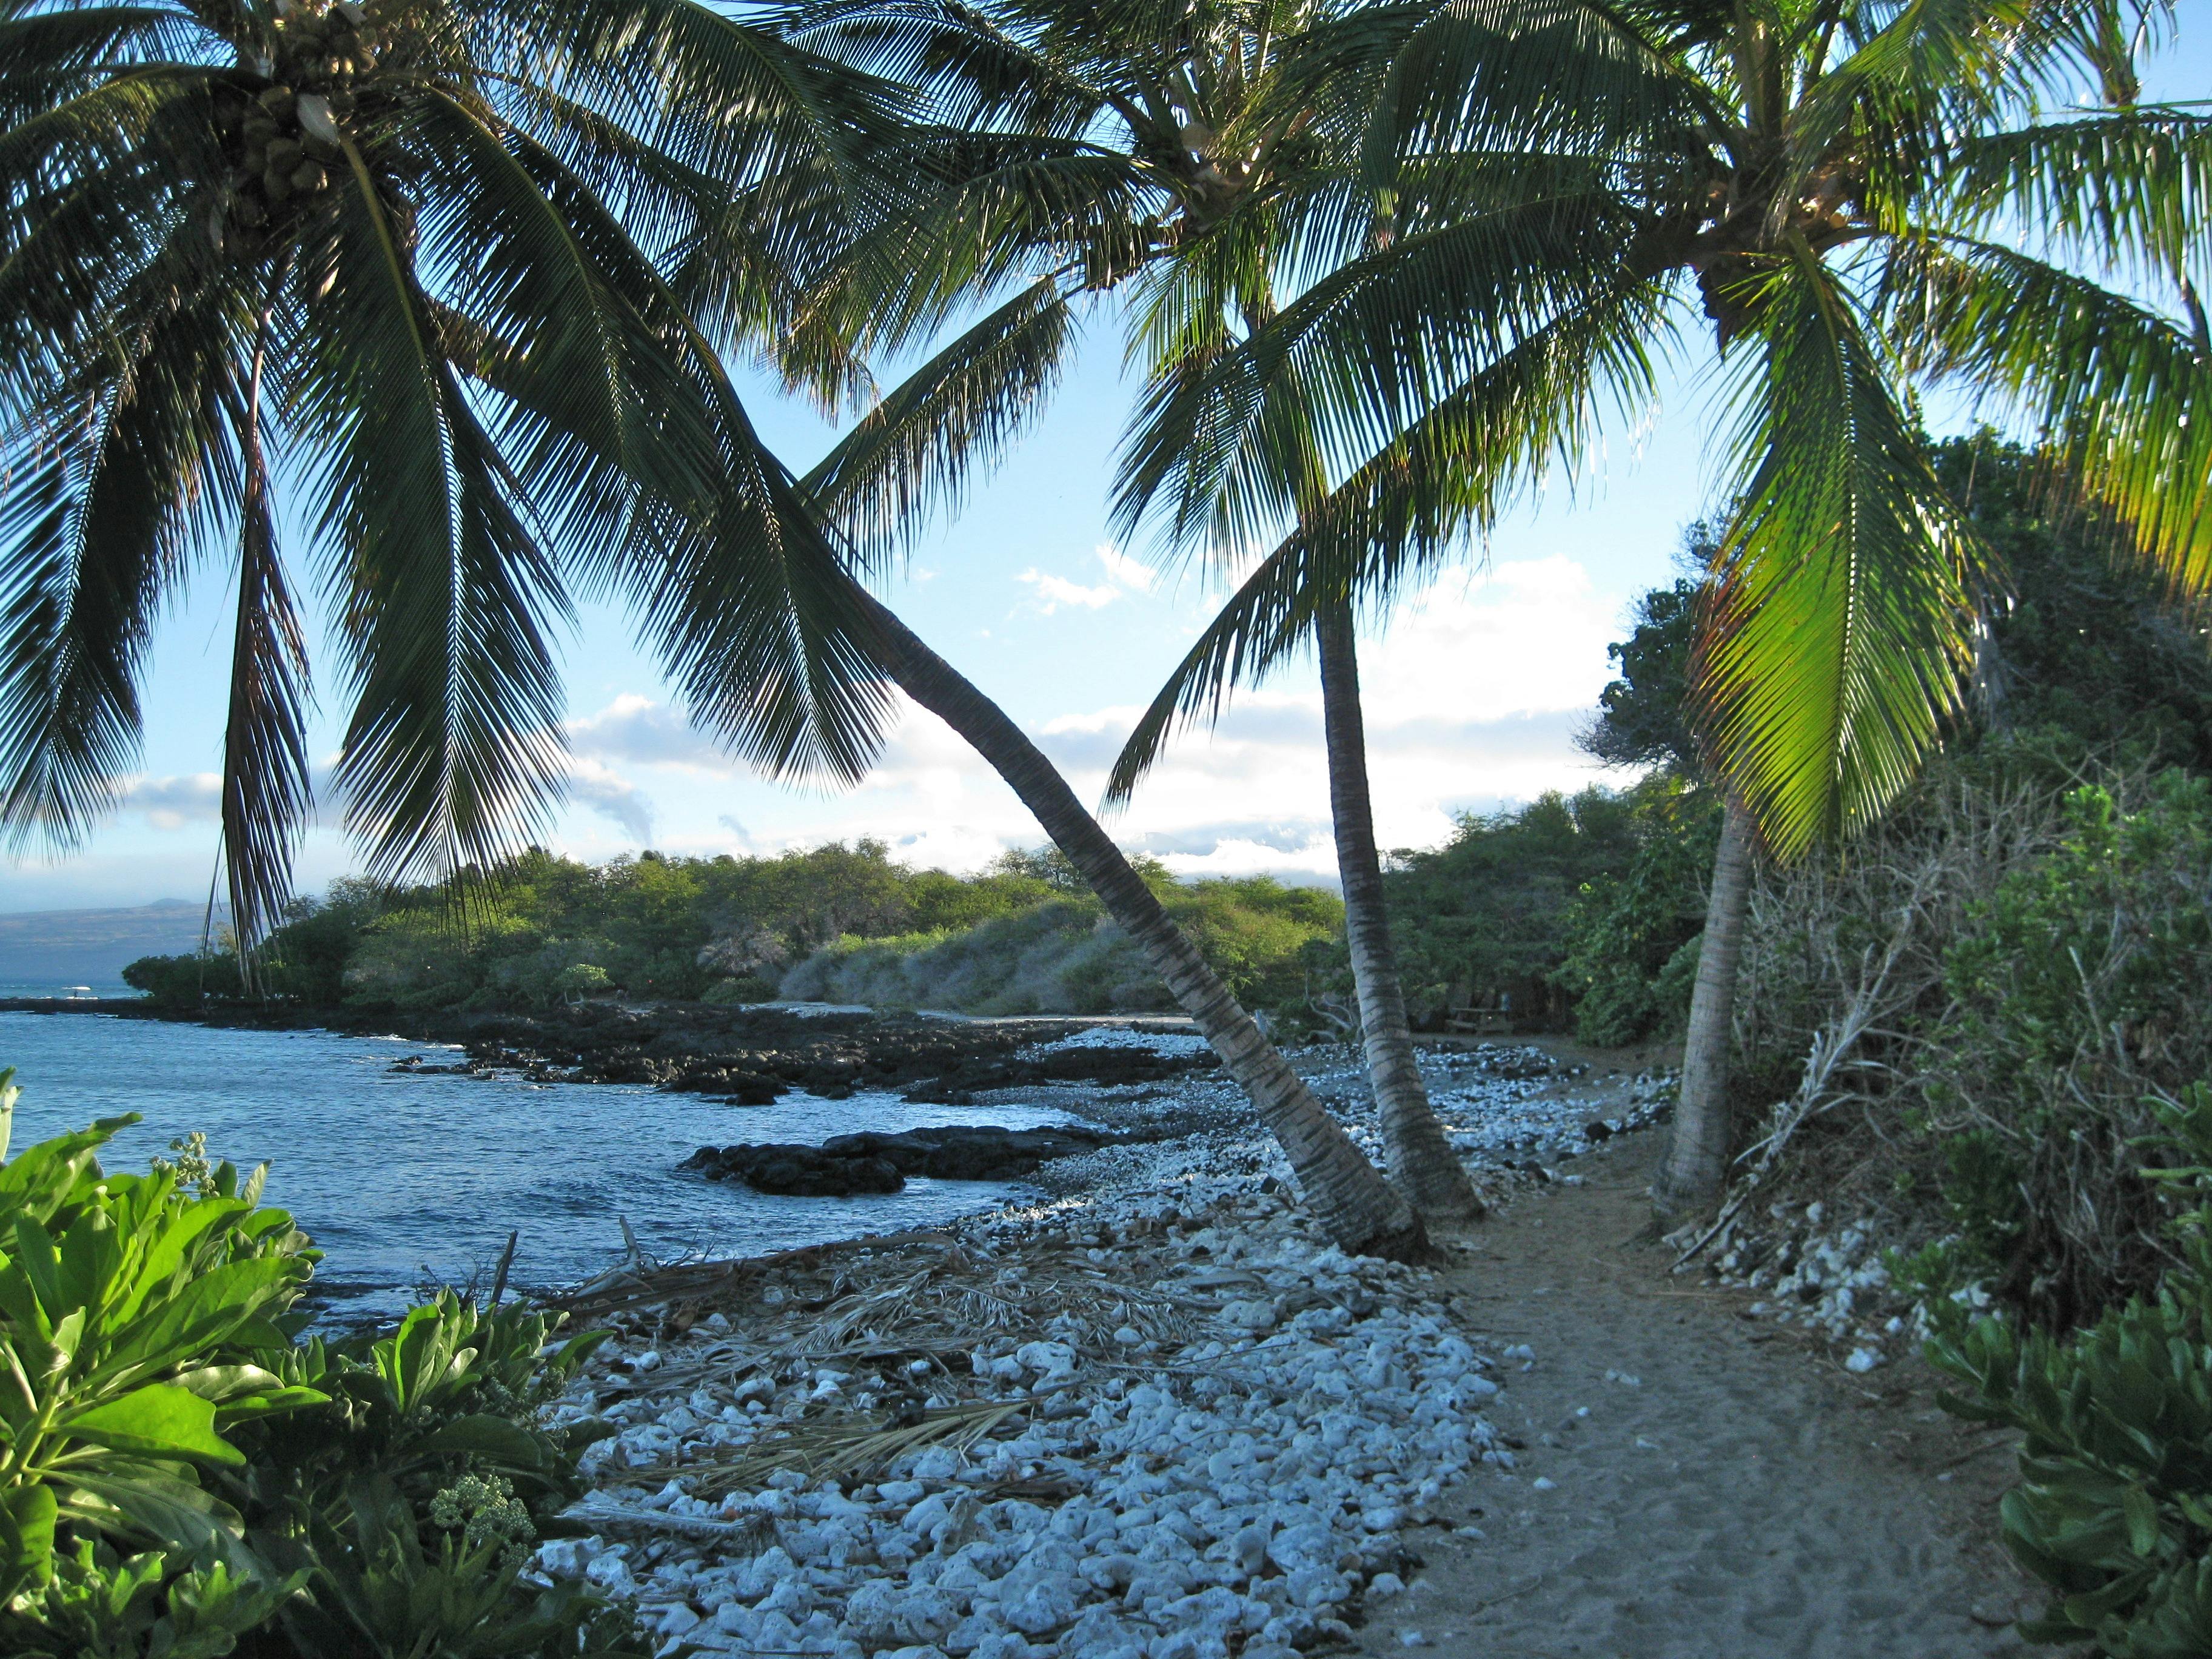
[567,694,734,773]
[1016,542,1160,614]
[122,774,221,831]
[850,560,1624,876]
[1095,543,1159,594]
[525,558,1624,885]
[567,758,654,842]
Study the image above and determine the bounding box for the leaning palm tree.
[1101,0,2211,1220]
[0,0,895,976]
[0,0,1426,1259]
[780,0,1484,1224]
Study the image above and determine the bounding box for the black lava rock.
[680,1142,907,1196]
[683,1122,1121,1196]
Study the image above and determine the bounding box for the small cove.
[0,1008,1081,1318]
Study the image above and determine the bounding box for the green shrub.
[1924,774,2212,1322]
[700,974,779,1005]
[1931,1084,2212,1655]
[0,1078,637,1659]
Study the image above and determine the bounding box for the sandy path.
[1360,1134,2036,1659]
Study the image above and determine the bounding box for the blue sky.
[5,27,2206,912]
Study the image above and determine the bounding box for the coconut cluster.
[211,1,400,251]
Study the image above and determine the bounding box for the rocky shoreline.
[0,996,1218,1104]
[526,1031,1676,1658]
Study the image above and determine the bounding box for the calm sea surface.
[0,1002,1076,1319]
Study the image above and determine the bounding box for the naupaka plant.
[0,1088,323,1651]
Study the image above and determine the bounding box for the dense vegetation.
[124,844,1343,1021]
[0,1091,632,1658]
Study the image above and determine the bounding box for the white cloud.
[1016,543,1162,614]
[122,774,221,832]
[567,694,734,774]
[752,558,1625,879]
[1015,569,1121,613]
[1095,542,1158,594]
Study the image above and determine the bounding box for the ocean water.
[0,1007,1078,1319]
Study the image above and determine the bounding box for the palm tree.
[781,0,1484,1224]
[0,0,896,985]
[1,0,1426,1260]
[1099,0,2212,1220]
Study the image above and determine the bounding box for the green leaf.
[2123,1483,2163,1559]
[0,1483,56,1602]
[1695,251,1980,859]
[406,1412,551,1470]
[58,1382,243,1464]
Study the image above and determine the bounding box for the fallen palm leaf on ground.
[602,1398,1030,1494]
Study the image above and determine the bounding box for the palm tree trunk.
[856,589,1426,1260]
[1654,798,1755,1223]
[1315,602,1486,1223]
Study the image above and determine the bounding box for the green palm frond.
[1942,110,2212,286]
[802,276,1078,564]
[480,0,908,188]
[1289,0,1716,192]
[1104,272,1663,802]
[809,132,1145,355]
[0,247,249,855]
[1113,193,1638,560]
[302,146,571,884]
[1880,232,2212,598]
[1694,249,1981,859]
[221,337,310,968]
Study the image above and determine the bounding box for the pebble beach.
[532,1033,1670,1658]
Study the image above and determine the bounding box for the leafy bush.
[0,1082,635,1659]
[1921,774,2212,1324]
[782,878,1342,1017]
[1551,780,1718,1045]
[1931,1084,2212,1655]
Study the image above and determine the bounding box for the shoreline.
[0,994,1227,1107]
[524,1036,1677,1658]
[526,1034,2033,1659]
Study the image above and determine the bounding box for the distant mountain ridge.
[0,899,224,987]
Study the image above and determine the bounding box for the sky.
[3,25,2205,913]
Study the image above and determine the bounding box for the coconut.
[256,84,295,115]
[291,160,328,195]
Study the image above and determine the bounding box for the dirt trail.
[1363,1134,2036,1659]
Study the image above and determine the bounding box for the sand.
[1360,1133,2036,1659]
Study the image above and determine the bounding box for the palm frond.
[802,275,1076,565]
[1113,192,1638,561]
[220,336,309,968]
[1106,272,1664,801]
[1940,110,2212,289]
[0,243,244,853]
[1879,232,2212,601]
[1694,247,1980,860]
[302,145,571,885]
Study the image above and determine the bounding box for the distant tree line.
[122,842,1344,1019]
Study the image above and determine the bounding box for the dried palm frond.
[608,1399,1029,1495]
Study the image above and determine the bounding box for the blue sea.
[0,1000,1076,1319]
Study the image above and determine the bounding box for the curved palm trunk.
[1316,603,1486,1223]
[857,589,1426,1260]
[1654,799,1755,1223]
